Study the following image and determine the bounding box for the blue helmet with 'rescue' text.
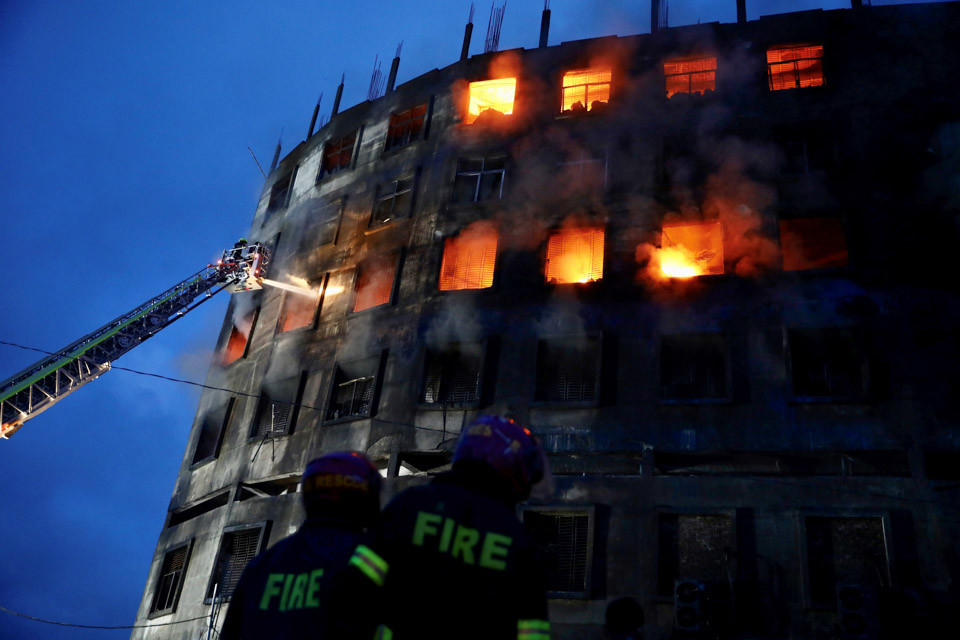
[301,451,381,526]
[452,415,547,502]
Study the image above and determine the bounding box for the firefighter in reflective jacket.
[337,415,552,640]
[219,451,381,640]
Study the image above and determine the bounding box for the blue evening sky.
[0,1,940,637]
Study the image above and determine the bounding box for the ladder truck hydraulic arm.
[0,242,271,439]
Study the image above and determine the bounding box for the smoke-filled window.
[659,221,724,278]
[535,336,601,403]
[438,225,498,291]
[545,227,605,284]
[371,175,415,227]
[779,218,848,271]
[523,508,594,597]
[420,343,483,405]
[310,200,343,246]
[804,516,889,607]
[319,131,357,178]
[561,68,611,113]
[222,308,258,365]
[250,373,305,439]
[326,354,383,421]
[452,156,507,203]
[149,542,192,616]
[207,525,268,602]
[385,103,428,151]
[767,44,824,91]
[267,169,297,214]
[789,328,870,399]
[192,398,234,465]
[353,255,398,312]
[660,334,729,401]
[278,290,319,333]
[557,147,607,193]
[466,78,516,124]
[664,56,717,98]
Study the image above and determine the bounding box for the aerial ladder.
[0,242,271,439]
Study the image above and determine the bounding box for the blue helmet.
[301,451,381,525]
[452,415,546,501]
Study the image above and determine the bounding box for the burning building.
[133,2,960,639]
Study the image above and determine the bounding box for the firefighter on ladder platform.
[335,415,553,640]
[219,452,381,640]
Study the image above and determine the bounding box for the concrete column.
[331,75,344,118]
[539,9,551,48]
[460,22,473,61]
[386,56,400,93]
[737,0,747,24]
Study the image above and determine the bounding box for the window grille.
[789,329,868,398]
[536,337,600,402]
[385,103,428,151]
[661,334,728,400]
[524,510,592,596]
[329,376,374,420]
[208,527,265,601]
[150,543,190,615]
[251,375,303,438]
[805,516,888,606]
[545,227,605,284]
[658,513,733,596]
[664,56,717,97]
[353,258,397,312]
[372,176,414,227]
[767,44,824,91]
[452,156,506,203]
[466,78,516,124]
[278,292,318,333]
[319,131,357,178]
[779,218,848,271]
[192,399,234,464]
[421,344,482,404]
[561,68,611,113]
[438,228,498,290]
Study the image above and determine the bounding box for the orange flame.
[466,78,516,124]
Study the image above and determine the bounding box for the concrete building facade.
[133,3,960,638]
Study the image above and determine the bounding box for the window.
[775,124,834,173]
[767,44,824,91]
[250,374,306,439]
[535,336,601,403]
[327,355,383,421]
[804,516,889,607]
[561,68,611,113]
[438,225,498,291]
[353,255,398,312]
[385,103,428,151]
[267,169,296,214]
[466,78,516,124]
[779,218,848,271]
[317,270,353,322]
[452,156,507,203]
[421,343,483,405]
[192,398,234,464]
[789,328,869,399]
[149,542,192,616]
[544,227,604,284]
[222,308,258,366]
[657,513,734,596]
[557,147,607,193]
[659,221,724,278]
[523,509,594,597]
[664,56,717,98]
[660,334,728,401]
[319,131,357,179]
[371,176,414,227]
[207,524,268,601]
[310,200,343,246]
[278,290,319,333]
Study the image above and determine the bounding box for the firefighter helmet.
[452,415,547,501]
[238,237,248,244]
[301,451,381,526]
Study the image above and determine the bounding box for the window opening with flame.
[545,227,605,284]
[222,309,258,365]
[779,217,848,271]
[660,221,724,278]
[278,291,318,333]
[664,56,717,98]
[466,78,516,124]
[353,257,397,312]
[385,103,428,151]
[561,68,611,113]
[319,131,357,178]
[767,44,824,91]
[439,227,498,291]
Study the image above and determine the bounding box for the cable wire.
[0,604,209,630]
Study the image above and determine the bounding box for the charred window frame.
[221,307,259,366]
[318,130,359,180]
[192,398,235,465]
[206,523,270,603]
[277,288,320,334]
[384,102,429,152]
[799,513,892,609]
[522,507,595,598]
[656,511,736,597]
[659,333,731,403]
[351,253,401,313]
[419,342,486,407]
[452,155,507,203]
[148,540,193,617]
[325,352,386,423]
[556,147,608,193]
[371,174,416,227]
[307,198,344,247]
[788,328,871,401]
[535,335,602,405]
[266,167,298,216]
[249,372,307,440]
[437,225,499,291]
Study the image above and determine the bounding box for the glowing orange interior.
[222,312,255,365]
[664,56,717,98]
[779,218,848,271]
[466,78,516,124]
[767,44,824,91]
[545,227,605,284]
[439,228,498,291]
[561,68,611,112]
[279,293,317,332]
[660,221,724,278]
[354,260,396,312]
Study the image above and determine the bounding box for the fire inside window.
[767,44,824,91]
[466,78,516,124]
[664,56,717,98]
[545,227,604,284]
[452,156,506,202]
[278,291,318,332]
[320,131,357,177]
[779,218,848,271]
[561,68,611,113]
[353,258,396,312]
[660,221,724,278]
[385,103,428,151]
[372,176,414,226]
[222,309,257,365]
[439,227,498,291]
